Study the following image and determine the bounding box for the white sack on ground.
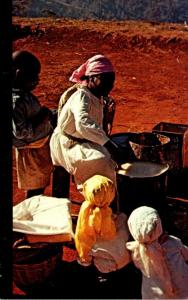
[13,195,74,238]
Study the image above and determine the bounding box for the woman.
[50,54,121,191]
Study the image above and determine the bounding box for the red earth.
[13,17,188,204]
[12,17,188,297]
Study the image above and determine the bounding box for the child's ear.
[15,69,22,78]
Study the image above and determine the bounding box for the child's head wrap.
[127,205,163,243]
[126,206,175,297]
[75,175,116,265]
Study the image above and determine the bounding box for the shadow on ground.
[13,260,142,299]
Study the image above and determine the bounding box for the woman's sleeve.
[180,242,188,261]
[72,91,109,145]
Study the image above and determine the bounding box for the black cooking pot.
[111,132,170,164]
[129,132,170,163]
[116,161,169,216]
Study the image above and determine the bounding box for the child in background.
[75,174,131,274]
[12,50,54,198]
[126,206,188,299]
[75,174,116,266]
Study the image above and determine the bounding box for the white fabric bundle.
[90,213,131,273]
[13,196,74,241]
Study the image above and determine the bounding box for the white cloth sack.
[90,213,131,273]
[13,196,74,239]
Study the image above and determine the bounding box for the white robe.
[50,86,117,187]
[135,236,188,299]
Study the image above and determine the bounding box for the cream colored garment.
[126,206,175,299]
[13,196,74,239]
[75,175,116,265]
[57,83,82,118]
[50,86,116,187]
[15,136,53,190]
[91,213,131,273]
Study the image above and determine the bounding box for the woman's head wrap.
[69,54,114,83]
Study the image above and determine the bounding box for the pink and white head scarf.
[69,54,114,84]
[126,206,175,297]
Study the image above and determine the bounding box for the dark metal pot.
[128,132,170,164]
[111,132,170,164]
[116,161,169,216]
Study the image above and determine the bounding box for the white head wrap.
[128,206,163,243]
[126,206,175,297]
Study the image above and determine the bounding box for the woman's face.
[88,72,115,97]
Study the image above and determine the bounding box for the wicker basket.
[13,236,63,289]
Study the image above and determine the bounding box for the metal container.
[128,132,170,164]
[116,161,169,216]
[152,122,188,170]
[165,196,188,244]
[152,122,188,199]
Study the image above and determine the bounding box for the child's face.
[23,71,40,91]
[14,68,40,91]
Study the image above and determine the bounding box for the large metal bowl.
[111,132,170,164]
[128,132,170,163]
[118,161,169,178]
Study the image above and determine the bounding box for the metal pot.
[128,132,170,164]
[111,132,170,164]
[116,161,169,216]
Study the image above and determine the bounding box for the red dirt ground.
[12,17,188,297]
[12,17,188,204]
